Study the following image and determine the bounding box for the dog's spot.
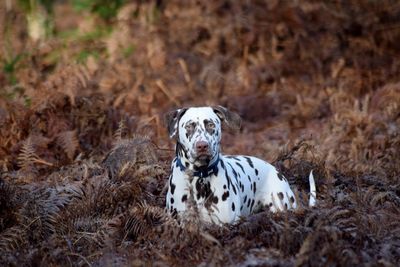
[228,163,238,181]
[241,205,243,211]
[247,175,251,182]
[277,172,284,181]
[170,183,176,195]
[232,183,237,195]
[170,197,174,204]
[232,169,238,180]
[290,196,295,203]
[253,182,256,194]
[212,196,219,204]
[222,191,230,201]
[195,179,212,200]
[247,198,251,207]
[245,156,254,168]
[220,160,226,170]
[182,194,188,202]
[238,182,243,192]
[235,162,245,173]
[225,170,232,189]
[170,206,174,213]
[213,167,219,177]
[278,192,284,200]
[250,199,255,211]
[227,156,240,161]
[255,169,259,175]
[232,202,235,211]
[284,203,288,209]
[223,184,227,189]
[244,195,247,203]
[185,162,189,168]
[269,203,273,207]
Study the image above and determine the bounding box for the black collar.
[176,156,220,178]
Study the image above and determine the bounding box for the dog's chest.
[169,155,263,223]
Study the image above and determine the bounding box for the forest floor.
[1,1,400,266]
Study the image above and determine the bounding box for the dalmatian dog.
[165,106,316,225]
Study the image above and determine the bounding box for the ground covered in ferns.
[1,1,400,266]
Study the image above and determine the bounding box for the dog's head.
[165,106,241,168]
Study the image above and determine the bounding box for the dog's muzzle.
[195,140,211,159]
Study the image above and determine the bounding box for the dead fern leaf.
[122,203,167,243]
[102,135,158,179]
[0,226,27,252]
[371,191,392,207]
[57,130,79,161]
[19,185,82,241]
[114,119,127,141]
[17,137,37,169]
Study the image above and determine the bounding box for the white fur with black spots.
[165,106,316,225]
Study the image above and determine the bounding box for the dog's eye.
[185,123,195,134]
[206,122,215,129]
[206,122,215,133]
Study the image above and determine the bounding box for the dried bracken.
[1,0,400,266]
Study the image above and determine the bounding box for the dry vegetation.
[1,0,400,266]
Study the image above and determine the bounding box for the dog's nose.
[196,141,209,153]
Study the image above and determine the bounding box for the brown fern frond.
[0,180,20,233]
[57,130,80,161]
[74,65,92,89]
[61,65,90,106]
[37,64,93,107]
[19,185,82,241]
[17,137,54,170]
[0,226,27,252]
[102,135,158,179]
[67,215,111,250]
[120,203,168,243]
[17,137,37,169]
[114,119,127,141]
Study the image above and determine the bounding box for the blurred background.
[1,0,400,173]
[1,1,400,266]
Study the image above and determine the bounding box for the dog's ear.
[164,108,188,138]
[212,106,241,131]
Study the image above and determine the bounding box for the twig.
[23,216,40,229]
[178,58,191,83]
[155,79,181,106]
[33,158,54,167]
[242,45,249,64]
[68,253,92,267]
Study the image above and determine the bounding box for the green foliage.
[80,26,113,41]
[57,24,112,41]
[75,49,100,64]
[17,0,56,13]
[56,26,112,64]
[2,53,25,85]
[72,0,126,20]
[122,44,136,57]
